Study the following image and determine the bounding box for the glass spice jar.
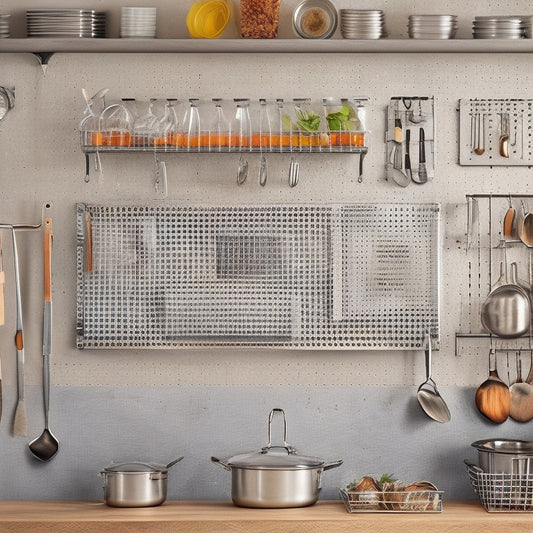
[240,0,281,38]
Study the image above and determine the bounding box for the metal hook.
[0,201,53,231]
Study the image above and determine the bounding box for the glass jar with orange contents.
[229,99,252,151]
[209,98,230,152]
[322,97,366,150]
[249,98,272,151]
[99,101,133,148]
[181,99,203,151]
[153,99,180,149]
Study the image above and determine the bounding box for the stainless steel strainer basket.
[465,461,533,512]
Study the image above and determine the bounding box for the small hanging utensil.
[503,195,517,240]
[509,351,533,422]
[475,348,510,424]
[237,154,248,185]
[29,217,59,461]
[417,333,451,423]
[11,228,27,436]
[415,127,428,184]
[474,113,485,155]
[289,156,299,187]
[499,112,510,158]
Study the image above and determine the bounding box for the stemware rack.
[79,95,369,189]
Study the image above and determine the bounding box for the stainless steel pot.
[211,408,343,508]
[99,458,183,507]
[472,439,533,475]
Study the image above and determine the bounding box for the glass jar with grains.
[240,0,281,38]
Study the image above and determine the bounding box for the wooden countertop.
[0,500,531,532]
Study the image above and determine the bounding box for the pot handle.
[463,459,484,474]
[323,459,343,471]
[211,456,231,471]
[262,408,296,454]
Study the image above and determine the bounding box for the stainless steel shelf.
[2,38,533,55]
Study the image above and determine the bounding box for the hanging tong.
[0,202,53,435]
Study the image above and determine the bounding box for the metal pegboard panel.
[76,203,440,350]
[385,96,435,186]
[459,98,532,166]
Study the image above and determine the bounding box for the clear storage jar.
[240,0,281,38]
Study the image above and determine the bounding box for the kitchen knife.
[417,127,428,184]
[404,128,412,182]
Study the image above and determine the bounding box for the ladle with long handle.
[509,351,533,422]
[475,348,510,423]
[417,333,451,423]
[29,217,59,461]
[521,203,533,247]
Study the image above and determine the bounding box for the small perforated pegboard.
[459,98,533,165]
[76,203,440,350]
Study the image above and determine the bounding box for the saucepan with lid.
[99,457,183,507]
[211,408,343,508]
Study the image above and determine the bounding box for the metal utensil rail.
[456,193,533,355]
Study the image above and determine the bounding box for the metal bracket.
[32,53,54,75]
[0,201,53,232]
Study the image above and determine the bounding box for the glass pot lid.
[103,461,167,473]
[227,408,326,470]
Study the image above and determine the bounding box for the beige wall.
[1,0,532,392]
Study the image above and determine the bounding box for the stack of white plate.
[26,9,106,38]
[340,9,385,39]
[0,13,9,38]
[473,16,524,39]
[522,15,533,37]
[408,14,457,39]
[120,7,157,39]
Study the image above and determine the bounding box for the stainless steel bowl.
[472,439,533,475]
[99,459,182,507]
[293,0,338,39]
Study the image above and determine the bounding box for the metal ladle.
[417,334,451,423]
[29,217,59,461]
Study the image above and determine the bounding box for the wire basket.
[339,488,443,513]
[465,461,533,512]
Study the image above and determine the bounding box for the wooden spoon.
[510,351,533,423]
[475,349,510,423]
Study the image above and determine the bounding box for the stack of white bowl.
[120,7,157,39]
[0,13,9,38]
[473,15,524,39]
[340,9,385,39]
[408,14,457,39]
[523,15,533,37]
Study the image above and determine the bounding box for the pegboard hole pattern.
[76,203,440,350]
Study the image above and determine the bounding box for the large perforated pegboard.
[76,203,440,350]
